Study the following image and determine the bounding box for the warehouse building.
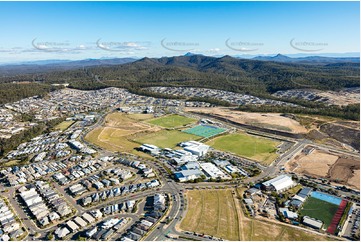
[139,144,160,155]
[302,216,323,230]
[262,175,295,193]
[181,141,209,157]
[200,162,230,180]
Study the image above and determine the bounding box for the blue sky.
[0,1,359,62]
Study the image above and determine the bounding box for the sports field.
[300,197,339,228]
[133,130,201,149]
[147,114,196,128]
[183,125,226,138]
[205,132,280,165]
[180,189,331,241]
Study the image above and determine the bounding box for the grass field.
[147,114,196,128]
[85,112,157,158]
[54,120,74,131]
[133,130,201,149]
[300,197,339,229]
[181,189,331,241]
[205,132,280,165]
[180,189,240,241]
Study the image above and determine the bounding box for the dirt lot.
[286,149,360,189]
[316,88,360,106]
[185,107,308,133]
[327,157,360,189]
[286,150,339,177]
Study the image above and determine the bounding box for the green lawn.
[133,130,201,148]
[147,114,196,128]
[206,132,280,165]
[300,197,339,229]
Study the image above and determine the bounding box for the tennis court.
[182,125,226,138]
[311,191,342,206]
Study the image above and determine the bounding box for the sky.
[0,1,359,63]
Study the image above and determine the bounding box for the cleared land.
[85,113,158,156]
[328,157,360,189]
[146,114,196,128]
[286,150,339,178]
[133,130,201,149]
[300,197,339,229]
[286,150,360,189]
[54,120,74,131]
[206,132,280,165]
[180,189,240,241]
[181,189,331,241]
[185,107,308,133]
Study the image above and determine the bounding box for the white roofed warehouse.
[262,175,295,193]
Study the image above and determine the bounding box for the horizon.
[0,1,359,63]
[0,52,360,66]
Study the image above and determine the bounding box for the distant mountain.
[28,54,356,94]
[0,54,359,97]
[0,58,137,76]
[252,54,360,65]
[184,52,204,57]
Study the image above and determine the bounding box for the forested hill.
[0,54,359,106]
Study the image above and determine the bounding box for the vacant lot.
[328,157,360,189]
[286,150,360,189]
[147,114,196,128]
[185,107,308,133]
[206,132,280,165]
[300,197,339,229]
[180,189,240,241]
[54,120,74,131]
[286,150,339,178]
[181,189,331,241]
[85,113,158,156]
[133,130,201,149]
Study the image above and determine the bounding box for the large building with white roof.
[180,141,209,157]
[200,162,230,180]
[262,175,295,193]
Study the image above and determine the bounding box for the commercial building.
[262,175,295,193]
[174,169,204,182]
[200,162,230,180]
[302,216,323,230]
[181,141,209,157]
[139,144,160,155]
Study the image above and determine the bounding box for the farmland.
[133,130,201,149]
[146,114,196,128]
[300,197,339,229]
[206,132,280,165]
[181,189,332,241]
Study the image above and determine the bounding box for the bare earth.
[286,149,360,189]
[348,170,361,189]
[327,157,360,189]
[185,107,308,133]
[316,89,360,106]
[288,151,339,177]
